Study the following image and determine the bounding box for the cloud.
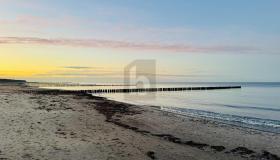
[63,66,93,70]
[34,67,213,78]
[0,15,79,28]
[35,72,212,78]
[0,36,259,53]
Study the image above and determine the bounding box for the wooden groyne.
[87,86,241,94]
[32,86,241,95]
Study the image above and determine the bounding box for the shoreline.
[0,84,279,160]
[101,94,280,134]
[89,94,280,158]
[160,107,280,134]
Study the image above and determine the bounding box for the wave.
[161,107,280,133]
[203,103,280,112]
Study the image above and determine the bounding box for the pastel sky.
[0,0,279,83]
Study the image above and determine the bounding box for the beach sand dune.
[0,84,279,160]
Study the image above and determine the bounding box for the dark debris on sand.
[146,151,156,159]
[29,92,280,160]
[230,147,255,155]
[85,94,280,160]
[211,145,226,152]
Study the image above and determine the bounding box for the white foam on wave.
[161,106,280,133]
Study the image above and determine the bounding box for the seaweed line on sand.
[89,95,280,160]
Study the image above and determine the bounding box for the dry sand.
[0,84,279,160]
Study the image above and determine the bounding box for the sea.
[39,82,280,133]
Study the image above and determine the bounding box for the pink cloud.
[0,36,259,53]
[0,15,76,29]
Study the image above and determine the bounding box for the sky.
[0,0,279,83]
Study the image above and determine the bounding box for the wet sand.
[0,84,279,160]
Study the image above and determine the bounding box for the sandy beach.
[0,83,279,160]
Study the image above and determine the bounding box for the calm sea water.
[99,82,280,133]
[40,82,280,133]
